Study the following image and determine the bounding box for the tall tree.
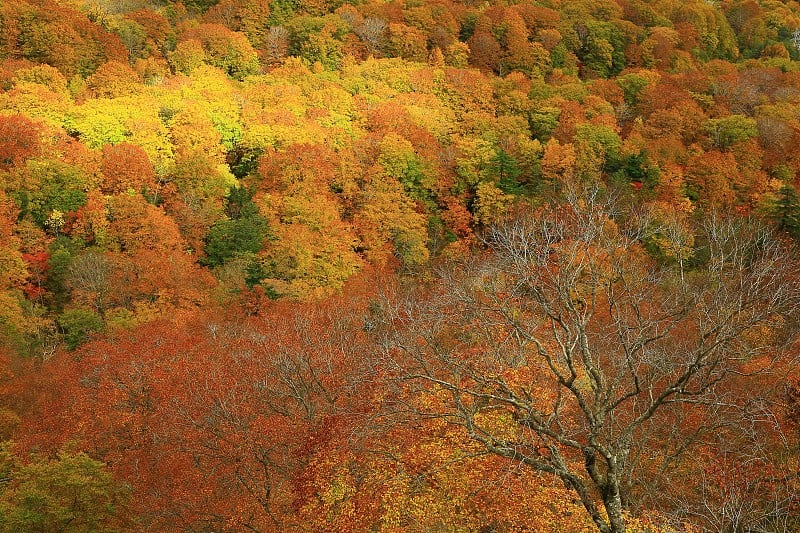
[376,190,800,532]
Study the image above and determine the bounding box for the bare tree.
[67,251,112,315]
[663,397,799,532]
[354,17,387,57]
[376,192,800,532]
[263,26,290,66]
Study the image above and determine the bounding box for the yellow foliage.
[647,202,695,265]
[474,182,513,226]
[169,108,224,163]
[65,96,165,151]
[340,57,417,98]
[0,84,71,128]
[169,39,206,75]
[85,61,142,99]
[126,115,174,175]
[455,137,497,187]
[0,291,40,337]
[396,92,456,142]
[541,139,577,185]
[12,65,69,94]
[258,171,362,299]
[0,249,26,292]
[355,169,429,268]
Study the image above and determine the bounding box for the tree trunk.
[603,480,626,533]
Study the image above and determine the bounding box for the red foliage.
[0,115,41,171]
[21,251,49,299]
[15,287,377,530]
[258,142,339,191]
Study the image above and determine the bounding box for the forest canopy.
[2,0,800,530]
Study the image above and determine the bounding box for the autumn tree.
[0,115,41,171]
[103,192,213,312]
[124,9,172,60]
[203,0,271,48]
[382,23,427,63]
[100,143,156,195]
[375,189,800,532]
[262,25,290,65]
[15,289,379,530]
[177,24,260,79]
[0,444,131,532]
[255,144,362,299]
[684,150,739,208]
[84,60,141,99]
[0,0,127,77]
[10,64,69,94]
[352,16,387,57]
[0,191,38,352]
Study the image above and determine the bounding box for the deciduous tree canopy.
[2,0,800,529]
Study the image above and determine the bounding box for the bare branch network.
[377,194,800,533]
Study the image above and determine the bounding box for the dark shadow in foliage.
[606,150,660,198]
[202,186,270,268]
[227,146,263,179]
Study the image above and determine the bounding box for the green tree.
[286,15,348,67]
[571,21,626,78]
[574,123,622,178]
[607,150,660,192]
[703,115,758,149]
[490,148,523,195]
[203,216,270,267]
[111,19,147,64]
[377,133,435,203]
[57,308,103,350]
[203,187,269,267]
[772,182,800,240]
[0,443,130,532]
[45,238,79,311]
[14,161,90,230]
[527,106,561,142]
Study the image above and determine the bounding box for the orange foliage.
[0,0,126,77]
[100,143,157,195]
[85,61,141,99]
[0,115,41,171]
[2,0,800,530]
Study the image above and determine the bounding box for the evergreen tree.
[203,187,270,267]
[773,183,800,240]
[491,148,523,195]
